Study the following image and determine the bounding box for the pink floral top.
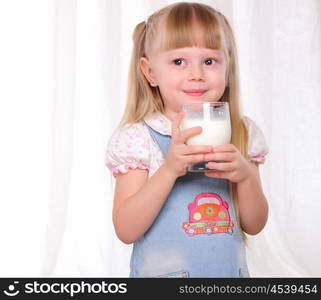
[105,113,269,178]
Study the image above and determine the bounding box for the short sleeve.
[105,123,150,177]
[243,116,269,164]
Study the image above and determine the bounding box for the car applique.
[182,193,234,236]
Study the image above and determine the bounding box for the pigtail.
[120,21,164,126]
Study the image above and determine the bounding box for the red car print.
[182,193,234,236]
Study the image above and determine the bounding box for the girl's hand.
[203,144,256,183]
[162,112,213,179]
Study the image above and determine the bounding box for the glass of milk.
[181,101,231,172]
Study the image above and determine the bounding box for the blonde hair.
[120,2,248,240]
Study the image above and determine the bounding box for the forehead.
[160,47,224,58]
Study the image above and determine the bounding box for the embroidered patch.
[182,193,234,236]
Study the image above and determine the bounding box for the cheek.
[207,74,226,101]
[158,80,180,105]
[156,76,183,111]
[157,74,181,92]
[210,73,226,90]
[154,65,181,88]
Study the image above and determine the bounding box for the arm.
[204,144,269,235]
[113,165,177,244]
[236,163,268,235]
[113,112,212,244]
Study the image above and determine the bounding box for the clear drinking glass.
[181,102,231,172]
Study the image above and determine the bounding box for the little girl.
[105,2,269,278]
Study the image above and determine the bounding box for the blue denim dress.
[129,122,249,278]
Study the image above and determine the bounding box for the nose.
[187,64,205,81]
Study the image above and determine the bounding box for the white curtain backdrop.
[0,0,320,277]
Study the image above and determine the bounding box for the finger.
[176,126,202,144]
[213,144,237,153]
[206,161,234,172]
[203,152,235,162]
[186,153,207,163]
[171,112,185,139]
[204,171,225,178]
[183,145,212,155]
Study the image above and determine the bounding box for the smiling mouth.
[184,89,207,97]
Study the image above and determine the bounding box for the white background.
[0,0,320,277]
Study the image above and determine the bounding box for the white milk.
[181,119,231,147]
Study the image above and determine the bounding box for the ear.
[140,57,157,87]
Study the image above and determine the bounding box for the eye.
[204,58,217,65]
[173,58,185,66]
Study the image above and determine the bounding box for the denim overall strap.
[143,121,171,157]
[129,122,249,278]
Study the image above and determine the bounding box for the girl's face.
[140,46,227,120]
